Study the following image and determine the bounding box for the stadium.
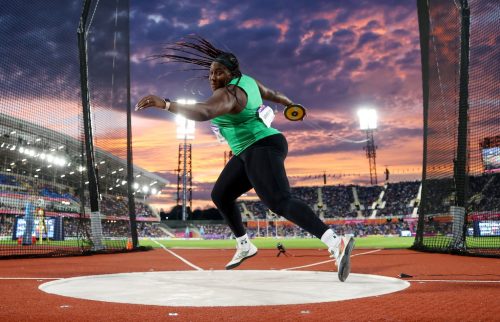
[0,112,168,255]
[0,0,498,321]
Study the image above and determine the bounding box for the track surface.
[0,248,498,321]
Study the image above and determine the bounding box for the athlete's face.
[209,62,232,92]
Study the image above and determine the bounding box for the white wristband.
[163,98,171,111]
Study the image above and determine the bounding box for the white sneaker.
[225,242,258,270]
[329,236,355,282]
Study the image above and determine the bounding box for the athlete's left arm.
[255,79,293,106]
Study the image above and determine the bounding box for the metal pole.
[182,120,188,221]
[455,0,470,209]
[364,130,378,185]
[454,0,470,250]
[124,0,138,248]
[370,130,378,185]
[413,0,431,249]
[78,0,104,251]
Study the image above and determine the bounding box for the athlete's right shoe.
[329,236,355,282]
[225,242,258,270]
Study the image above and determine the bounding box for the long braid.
[151,35,228,77]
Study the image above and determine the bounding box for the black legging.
[211,133,329,239]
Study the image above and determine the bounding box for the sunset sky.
[0,0,427,211]
[129,0,424,209]
[1,1,497,212]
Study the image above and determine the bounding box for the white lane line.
[409,279,500,283]
[351,249,383,258]
[281,259,333,271]
[0,277,63,280]
[282,249,382,271]
[151,239,204,271]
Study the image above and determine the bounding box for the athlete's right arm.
[135,85,247,121]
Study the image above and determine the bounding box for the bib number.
[211,124,227,143]
[258,105,275,128]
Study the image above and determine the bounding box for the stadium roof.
[0,112,168,195]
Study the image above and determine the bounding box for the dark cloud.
[357,32,382,48]
[289,138,367,157]
[392,9,415,24]
[276,117,346,134]
[305,19,332,32]
[395,49,420,68]
[333,29,357,44]
[0,1,82,100]
[153,170,178,183]
[344,58,362,71]
[384,40,403,51]
[382,127,422,141]
[392,28,411,37]
[366,61,384,71]
[362,20,382,31]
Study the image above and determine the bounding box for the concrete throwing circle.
[39,270,410,307]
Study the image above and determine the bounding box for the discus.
[284,104,306,121]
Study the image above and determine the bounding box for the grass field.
[0,236,414,249]
[3,236,497,250]
[140,236,416,250]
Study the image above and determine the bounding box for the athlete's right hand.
[135,95,167,111]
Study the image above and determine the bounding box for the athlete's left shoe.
[329,236,355,282]
[225,242,258,270]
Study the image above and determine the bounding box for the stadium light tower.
[357,108,378,185]
[176,99,196,221]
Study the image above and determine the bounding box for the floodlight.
[175,99,196,140]
[176,116,196,140]
[357,107,379,184]
[357,108,378,130]
[175,99,196,221]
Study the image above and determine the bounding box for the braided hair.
[152,35,242,90]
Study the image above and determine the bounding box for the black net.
[85,0,133,250]
[465,0,500,255]
[415,0,499,256]
[0,0,139,258]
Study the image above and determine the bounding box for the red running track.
[0,248,499,321]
